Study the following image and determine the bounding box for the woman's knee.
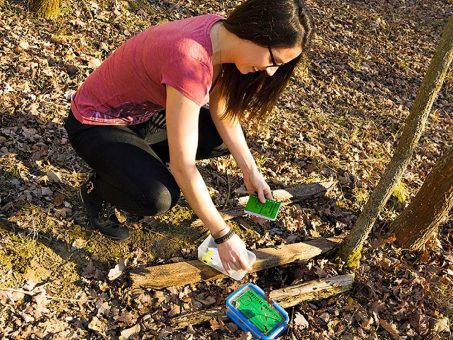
[138,183,180,216]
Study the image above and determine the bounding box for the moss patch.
[345,244,363,269]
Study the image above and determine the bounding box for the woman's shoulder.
[150,14,224,36]
[152,14,224,63]
[167,14,225,28]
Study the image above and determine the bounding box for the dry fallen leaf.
[294,312,309,329]
[108,258,126,281]
[195,294,216,306]
[22,280,38,291]
[380,319,401,339]
[32,292,50,319]
[82,260,96,278]
[419,249,430,263]
[18,40,30,50]
[87,57,102,69]
[42,319,69,334]
[120,323,141,340]
[46,170,62,183]
[167,304,181,317]
[431,316,450,334]
[95,300,111,316]
[238,332,253,340]
[9,291,25,303]
[72,238,88,249]
[40,187,53,196]
[226,322,238,332]
[117,310,139,326]
[209,318,221,331]
[88,316,107,335]
[0,292,9,305]
[52,192,65,206]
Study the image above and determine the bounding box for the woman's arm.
[165,85,251,273]
[209,85,272,203]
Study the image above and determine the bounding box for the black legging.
[64,107,229,216]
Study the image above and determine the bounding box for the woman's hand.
[243,167,272,203]
[217,233,252,275]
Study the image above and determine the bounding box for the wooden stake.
[130,237,343,289]
[170,274,354,329]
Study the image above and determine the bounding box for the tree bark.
[131,236,343,289]
[337,16,453,267]
[170,274,354,329]
[30,0,61,19]
[390,147,453,250]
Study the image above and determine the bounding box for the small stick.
[0,287,93,303]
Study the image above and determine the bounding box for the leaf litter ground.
[0,0,451,338]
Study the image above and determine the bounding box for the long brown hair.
[219,0,314,121]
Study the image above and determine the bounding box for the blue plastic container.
[226,283,289,339]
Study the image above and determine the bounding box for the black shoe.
[79,179,130,241]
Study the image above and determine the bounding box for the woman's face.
[234,41,302,76]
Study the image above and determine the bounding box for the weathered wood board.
[131,237,343,289]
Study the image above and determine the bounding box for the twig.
[235,217,261,238]
[287,304,295,337]
[0,287,93,303]
[222,171,231,210]
[81,0,94,20]
[141,226,166,238]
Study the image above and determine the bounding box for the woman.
[65,0,314,275]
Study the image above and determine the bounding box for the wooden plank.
[130,236,343,289]
[191,181,335,228]
[170,274,354,329]
[238,181,336,206]
[270,273,354,308]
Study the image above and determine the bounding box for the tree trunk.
[390,147,453,250]
[30,0,61,19]
[337,16,453,267]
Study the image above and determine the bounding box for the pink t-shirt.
[71,14,224,125]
